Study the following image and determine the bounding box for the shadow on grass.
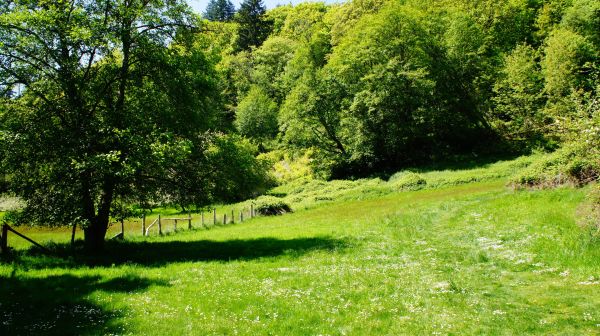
[0,273,165,335]
[8,236,350,269]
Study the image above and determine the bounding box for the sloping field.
[2,175,599,335]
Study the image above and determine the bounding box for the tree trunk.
[82,177,115,252]
[70,222,77,247]
[83,218,109,251]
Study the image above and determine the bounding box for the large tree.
[0,0,215,251]
[204,0,236,22]
[235,0,272,51]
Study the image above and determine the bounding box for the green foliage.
[560,0,600,46]
[268,150,315,183]
[204,0,236,22]
[0,1,270,250]
[0,0,209,249]
[279,71,348,172]
[492,44,547,143]
[234,86,279,142]
[542,28,596,100]
[326,0,388,46]
[205,134,274,202]
[277,2,328,42]
[251,36,297,102]
[235,0,272,51]
[321,2,489,173]
[509,89,599,188]
[206,0,600,177]
[510,142,600,188]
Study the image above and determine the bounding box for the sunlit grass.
[2,155,600,334]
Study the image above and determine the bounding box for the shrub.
[254,196,292,216]
[389,172,427,190]
[510,142,600,188]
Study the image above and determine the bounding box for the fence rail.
[120,205,258,238]
[1,223,51,254]
[0,205,260,254]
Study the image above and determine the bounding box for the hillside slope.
[2,168,599,334]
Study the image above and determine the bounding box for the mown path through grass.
[2,181,600,335]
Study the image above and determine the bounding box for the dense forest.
[204,0,599,178]
[0,0,598,249]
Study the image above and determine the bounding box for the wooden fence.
[115,205,258,238]
[0,204,259,254]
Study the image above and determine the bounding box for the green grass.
[2,155,600,334]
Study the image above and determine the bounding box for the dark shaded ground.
[0,236,349,334]
[9,236,349,269]
[0,273,165,335]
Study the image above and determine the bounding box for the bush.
[389,172,427,190]
[510,142,600,188]
[254,196,292,216]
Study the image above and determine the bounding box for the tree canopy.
[204,0,236,22]
[207,0,598,177]
[0,0,269,250]
[235,0,272,51]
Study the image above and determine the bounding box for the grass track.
[2,180,600,335]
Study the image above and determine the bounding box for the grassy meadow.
[2,155,600,335]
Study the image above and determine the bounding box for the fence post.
[1,224,8,254]
[142,214,146,236]
[120,218,125,239]
[70,223,77,246]
[201,211,205,227]
[223,213,227,225]
[174,219,178,231]
[250,204,254,218]
[188,212,192,230]
[231,210,234,224]
[240,210,243,223]
[158,214,162,235]
[213,208,217,226]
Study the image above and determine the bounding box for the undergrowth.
[510,142,600,188]
[262,154,539,211]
